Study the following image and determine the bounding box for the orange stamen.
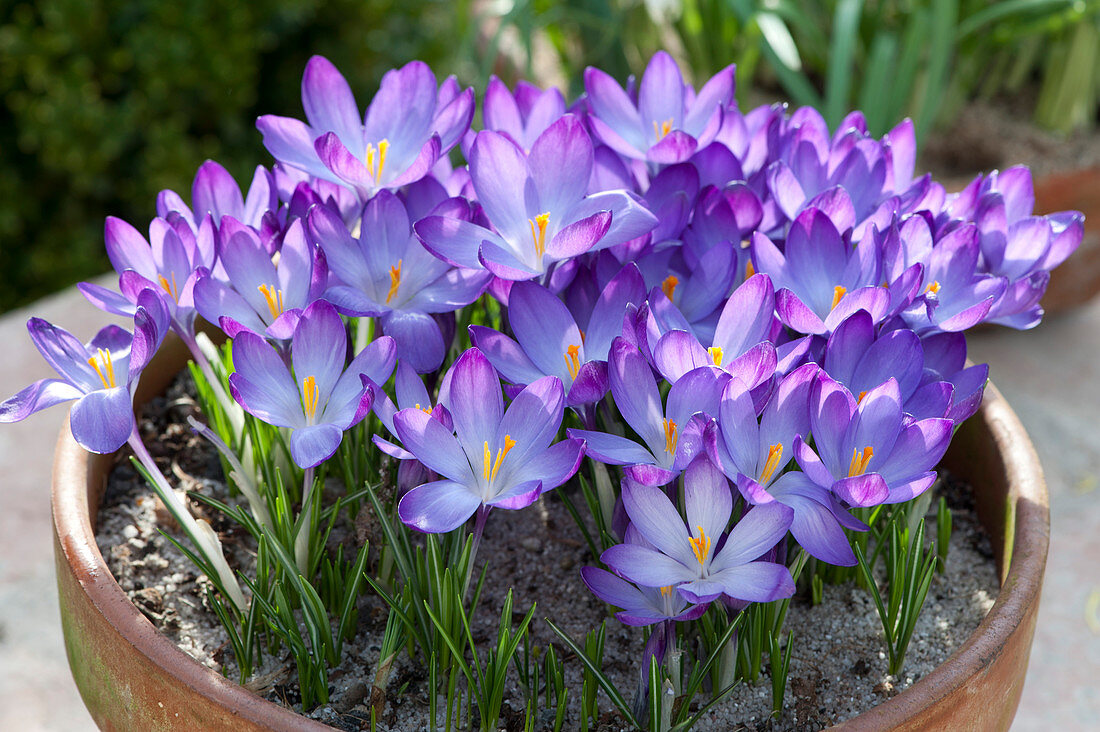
[925,280,941,295]
[482,435,517,484]
[662,275,679,301]
[302,375,319,420]
[386,259,402,304]
[759,443,783,483]
[257,284,285,321]
[563,344,582,381]
[652,118,673,141]
[87,348,116,389]
[528,213,550,259]
[708,346,724,367]
[847,446,874,477]
[158,272,179,302]
[663,418,678,455]
[688,526,712,566]
[831,285,847,310]
[365,139,390,182]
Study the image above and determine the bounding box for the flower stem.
[463,504,491,600]
[295,466,316,576]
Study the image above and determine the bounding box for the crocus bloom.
[581,561,707,626]
[194,219,326,341]
[568,338,728,486]
[601,460,795,603]
[752,207,891,335]
[156,159,279,247]
[394,348,585,533]
[707,367,862,566]
[474,76,567,153]
[469,280,609,407]
[258,56,473,200]
[584,51,734,164]
[415,114,657,281]
[309,191,490,372]
[79,215,214,338]
[796,373,953,506]
[0,290,170,453]
[228,300,396,468]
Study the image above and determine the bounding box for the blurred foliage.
[3,0,1099,312]
[0,0,485,313]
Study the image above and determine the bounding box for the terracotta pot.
[53,340,1048,731]
[1033,166,1100,314]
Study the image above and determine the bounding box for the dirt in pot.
[96,370,999,731]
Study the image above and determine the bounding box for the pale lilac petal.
[448,348,504,458]
[302,56,363,146]
[104,217,155,277]
[486,479,542,510]
[415,216,499,270]
[833,473,889,506]
[548,211,612,259]
[710,502,793,569]
[683,456,733,542]
[315,132,373,192]
[601,544,695,588]
[0,379,82,422]
[468,325,544,386]
[712,562,795,602]
[291,301,347,403]
[393,408,474,483]
[69,387,134,453]
[257,115,332,180]
[192,160,244,223]
[647,131,696,164]
[382,310,446,374]
[566,429,654,466]
[289,423,344,468]
[638,51,684,137]
[622,478,697,567]
[528,114,592,216]
[399,480,481,533]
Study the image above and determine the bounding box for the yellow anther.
[482,435,517,484]
[847,446,874,477]
[413,403,432,415]
[528,213,550,259]
[831,285,847,311]
[688,526,712,566]
[759,443,784,484]
[857,390,868,404]
[663,418,678,455]
[652,118,674,141]
[87,348,116,389]
[745,260,756,279]
[158,273,179,302]
[563,344,582,381]
[926,280,941,295]
[365,139,390,182]
[662,275,679,301]
[660,585,674,598]
[302,375,319,420]
[386,259,402,305]
[708,346,724,367]
[257,284,285,321]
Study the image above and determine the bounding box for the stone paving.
[0,282,1096,731]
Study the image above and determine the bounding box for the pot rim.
[52,357,1048,730]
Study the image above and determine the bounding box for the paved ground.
[0,281,1096,731]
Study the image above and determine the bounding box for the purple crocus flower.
[651,273,779,389]
[581,561,707,626]
[469,280,609,407]
[0,290,169,453]
[473,76,567,153]
[79,215,214,338]
[257,56,473,200]
[394,348,585,533]
[796,373,953,507]
[584,51,734,164]
[156,159,279,248]
[752,207,891,335]
[415,114,657,281]
[194,219,326,341]
[228,300,396,468]
[899,223,1007,334]
[568,338,728,486]
[707,367,862,566]
[309,191,490,372]
[601,460,795,603]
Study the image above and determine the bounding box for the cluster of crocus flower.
[2,52,1082,681]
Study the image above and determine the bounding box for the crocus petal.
[289,423,344,468]
[315,132,373,193]
[833,473,889,507]
[683,455,733,543]
[192,161,244,223]
[0,379,82,422]
[566,429,655,466]
[712,562,795,603]
[548,211,613,260]
[710,502,793,570]
[467,325,545,386]
[302,56,363,146]
[393,407,474,483]
[69,387,134,454]
[601,543,695,588]
[382,310,446,374]
[399,479,482,533]
[446,348,504,459]
[622,478,698,567]
[567,360,609,406]
[257,114,333,181]
[513,438,584,492]
[291,301,347,403]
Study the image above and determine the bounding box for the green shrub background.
[0,0,480,313]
